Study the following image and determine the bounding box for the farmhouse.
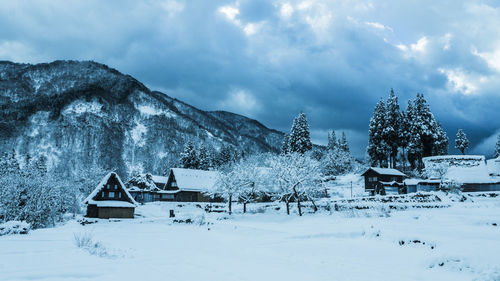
[84,172,137,219]
[423,155,500,192]
[362,167,407,195]
[161,168,219,202]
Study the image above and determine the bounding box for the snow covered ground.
[1,196,500,281]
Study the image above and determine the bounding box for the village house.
[84,172,137,219]
[125,168,221,202]
[423,155,500,192]
[161,168,220,202]
[362,167,407,195]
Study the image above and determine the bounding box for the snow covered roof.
[486,157,500,176]
[170,168,219,192]
[91,200,136,208]
[362,167,406,177]
[404,178,422,185]
[84,172,138,206]
[423,155,485,162]
[423,155,495,184]
[379,181,404,186]
[444,165,495,184]
[152,175,169,184]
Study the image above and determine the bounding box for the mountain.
[0,60,284,177]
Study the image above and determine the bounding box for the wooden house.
[362,167,407,195]
[84,172,137,219]
[160,168,220,202]
[127,174,162,203]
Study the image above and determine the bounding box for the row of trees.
[213,152,322,216]
[368,90,448,170]
[179,141,241,170]
[214,113,359,216]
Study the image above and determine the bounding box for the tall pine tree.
[383,89,401,168]
[339,132,349,153]
[455,129,469,155]
[367,99,389,167]
[198,143,211,170]
[398,107,411,171]
[288,112,312,154]
[281,133,290,155]
[180,140,199,169]
[327,130,337,151]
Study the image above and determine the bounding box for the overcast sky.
[1,0,500,157]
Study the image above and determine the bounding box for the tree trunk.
[243,202,247,213]
[310,199,318,212]
[228,195,232,215]
[286,201,290,215]
[297,198,302,216]
[402,148,406,172]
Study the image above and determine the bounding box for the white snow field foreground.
[1,194,500,281]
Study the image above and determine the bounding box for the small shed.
[416,179,441,192]
[162,168,220,202]
[404,178,421,193]
[361,167,407,195]
[84,172,137,219]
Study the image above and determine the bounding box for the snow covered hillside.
[1,195,499,281]
[0,60,284,176]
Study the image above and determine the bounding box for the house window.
[369,177,377,182]
[101,191,105,197]
[171,181,177,187]
[114,184,117,190]
[118,192,122,198]
[109,192,115,198]
[107,184,110,189]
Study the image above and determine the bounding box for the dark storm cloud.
[1,0,500,157]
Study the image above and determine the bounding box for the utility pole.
[350,181,353,198]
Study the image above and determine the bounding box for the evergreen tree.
[383,89,401,168]
[327,130,337,151]
[217,145,233,167]
[198,143,211,170]
[398,108,411,171]
[406,94,445,169]
[495,133,500,158]
[288,112,312,154]
[433,123,449,155]
[0,149,20,176]
[179,140,199,169]
[280,133,290,155]
[455,129,469,155]
[339,132,349,153]
[367,99,389,167]
[412,93,436,158]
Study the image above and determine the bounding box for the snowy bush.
[440,180,463,194]
[74,231,94,248]
[0,221,30,236]
[74,232,111,257]
[0,154,90,229]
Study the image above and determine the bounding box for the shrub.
[0,221,30,236]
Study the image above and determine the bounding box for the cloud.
[472,129,500,157]
[218,88,261,117]
[1,0,500,158]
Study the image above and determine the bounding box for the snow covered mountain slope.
[0,60,283,176]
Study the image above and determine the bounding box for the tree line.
[213,112,360,216]
[367,90,448,170]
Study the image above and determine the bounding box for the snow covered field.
[1,196,500,281]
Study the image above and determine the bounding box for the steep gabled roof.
[84,172,138,206]
[362,167,407,177]
[169,168,219,192]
